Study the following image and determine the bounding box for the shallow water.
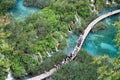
[64,33,79,54]
[8,0,119,57]
[8,0,40,19]
[66,7,119,57]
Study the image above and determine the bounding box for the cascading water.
[112,0,116,4]
[75,15,81,27]
[90,0,96,12]
[46,51,52,57]
[90,4,96,12]
[38,52,43,63]
[5,68,14,80]
[106,0,110,4]
[91,0,94,3]
[5,72,14,80]
[0,55,4,61]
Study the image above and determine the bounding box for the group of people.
[43,52,74,74]
[44,31,85,73]
[53,32,84,69]
[77,32,84,47]
[53,53,73,69]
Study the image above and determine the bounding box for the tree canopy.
[0,0,16,15]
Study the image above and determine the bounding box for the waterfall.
[55,43,59,51]
[75,15,81,27]
[90,4,96,12]
[60,35,64,40]
[46,51,52,57]
[38,52,43,63]
[68,25,72,32]
[106,0,110,4]
[35,36,39,39]
[53,38,59,52]
[90,0,96,12]
[5,69,14,80]
[91,0,94,3]
[0,55,4,61]
[68,30,73,33]
[112,0,116,4]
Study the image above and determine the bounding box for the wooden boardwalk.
[27,9,120,80]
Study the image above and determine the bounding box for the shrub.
[35,52,67,74]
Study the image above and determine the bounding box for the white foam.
[5,72,14,80]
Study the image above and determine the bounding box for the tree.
[93,18,120,80]
[114,21,120,52]
[0,0,16,15]
[51,50,99,80]
[93,55,120,80]
[0,59,11,80]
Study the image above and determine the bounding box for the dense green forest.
[0,0,16,15]
[0,0,120,80]
[51,50,99,80]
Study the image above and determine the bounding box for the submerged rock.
[91,22,107,33]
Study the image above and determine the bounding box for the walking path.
[27,9,120,80]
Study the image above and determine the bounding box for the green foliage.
[116,0,120,4]
[93,55,120,80]
[35,52,67,74]
[24,0,50,8]
[0,23,12,80]
[51,50,99,80]
[0,23,3,27]
[114,21,120,52]
[94,0,107,12]
[92,19,120,79]
[74,49,93,63]
[20,54,39,74]
[5,7,68,58]
[58,38,67,50]
[11,62,25,79]
[0,0,16,15]
[0,59,10,80]
[1,0,120,79]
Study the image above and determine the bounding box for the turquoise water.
[8,0,119,57]
[8,0,40,19]
[64,33,79,54]
[66,8,119,57]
